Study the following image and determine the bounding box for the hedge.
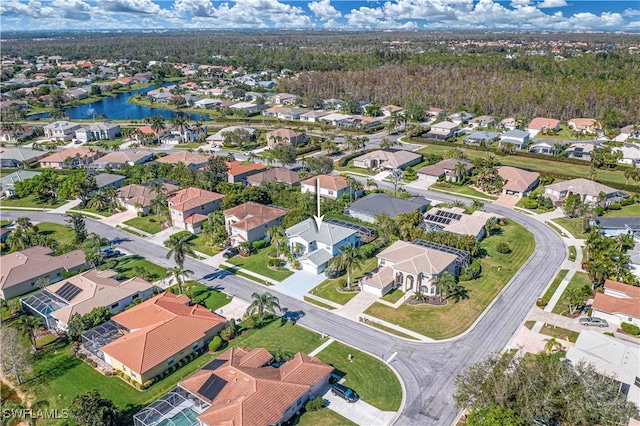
[621,322,640,336]
[337,148,378,167]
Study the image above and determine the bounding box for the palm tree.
[453,161,468,181]
[543,337,562,355]
[380,137,401,150]
[390,168,403,197]
[333,244,363,290]
[366,178,377,189]
[150,115,165,135]
[164,234,196,269]
[484,217,499,236]
[19,315,42,352]
[87,191,110,211]
[471,200,484,211]
[171,266,193,295]
[171,113,189,143]
[245,292,281,325]
[267,225,286,257]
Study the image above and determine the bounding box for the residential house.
[345,193,430,224]
[89,150,154,171]
[224,202,287,247]
[20,269,153,331]
[194,98,221,109]
[226,161,267,184]
[619,125,640,141]
[497,166,540,197]
[447,112,474,125]
[590,217,640,238]
[301,175,355,200]
[207,126,256,146]
[116,181,179,214]
[318,112,352,126]
[468,115,495,129]
[566,331,640,404]
[0,170,41,197]
[266,129,305,148]
[425,121,458,140]
[352,150,422,171]
[156,152,210,171]
[500,117,518,131]
[246,167,300,187]
[286,218,359,274]
[526,117,561,137]
[92,172,126,190]
[428,107,445,118]
[0,126,34,144]
[75,122,121,142]
[277,107,308,121]
[133,347,333,426]
[381,105,404,117]
[566,142,600,162]
[299,110,331,122]
[134,126,164,144]
[463,131,499,146]
[613,144,640,168]
[0,246,86,300]
[422,206,500,241]
[43,121,82,141]
[529,140,556,155]
[544,178,628,205]
[591,280,640,327]
[229,102,266,114]
[360,240,465,297]
[272,93,298,105]
[568,118,602,135]
[417,158,474,183]
[168,188,224,234]
[344,115,382,128]
[99,292,226,384]
[323,98,345,110]
[499,129,530,149]
[39,148,102,169]
[0,148,47,168]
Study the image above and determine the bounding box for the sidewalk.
[48,199,82,214]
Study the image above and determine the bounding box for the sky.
[1,0,639,32]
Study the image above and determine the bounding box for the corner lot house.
[75,122,121,142]
[43,121,82,141]
[224,202,287,247]
[425,121,458,140]
[90,150,154,170]
[422,206,500,240]
[345,193,430,223]
[39,148,102,169]
[360,240,467,296]
[116,181,180,214]
[0,148,48,168]
[301,175,355,200]
[168,188,224,233]
[499,129,530,149]
[526,117,561,137]
[99,292,226,385]
[266,129,305,148]
[544,178,628,205]
[497,166,540,197]
[417,158,474,183]
[21,269,153,331]
[352,150,423,171]
[592,280,640,327]
[156,152,210,171]
[246,167,300,187]
[286,218,359,274]
[0,246,86,300]
[133,347,333,426]
[226,161,267,183]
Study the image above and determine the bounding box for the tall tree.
[332,244,363,290]
[171,266,193,295]
[69,390,120,426]
[245,292,281,325]
[66,213,88,244]
[1,327,31,385]
[19,315,42,352]
[164,233,196,268]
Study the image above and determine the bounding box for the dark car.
[100,247,122,258]
[223,247,239,259]
[331,383,358,403]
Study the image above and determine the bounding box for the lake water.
[28,86,211,121]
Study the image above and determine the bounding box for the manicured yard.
[334,161,375,176]
[364,221,535,339]
[603,202,640,217]
[552,272,592,315]
[37,222,76,247]
[181,281,231,311]
[568,246,577,261]
[173,142,205,149]
[0,220,12,227]
[551,217,584,239]
[110,255,169,281]
[381,288,404,303]
[538,323,579,343]
[541,269,569,303]
[231,320,324,356]
[0,194,66,208]
[361,319,417,340]
[123,215,163,234]
[295,408,357,426]
[189,233,221,257]
[227,246,294,281]
[304,296,337,310]
[84,138,124,148]
[431,182,497,200]
[70,205,113,217]
[315,341,402,412]
[310,257,379,305]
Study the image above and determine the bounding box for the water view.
[28,86,211,121]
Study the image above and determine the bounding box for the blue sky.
[1,0,639,31]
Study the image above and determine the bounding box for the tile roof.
[156,152,210,167]
[116,182,179,208]
[545,178,622,198]
[180,347,333,426]
[424,207,501,238]
[527,117,561,130]
[569,118,601,130]
[347,193,430,219]
[353,150,422,170]
[378,240,458,275]
[266,129,301,139]
[226,160,267,177]
[167,187,223,212]
[102,292,226,375]
[0,148,47,163]
[417,158,473,178]
[361,265,395,289]
[246,167,300,186]
[39,148,99,164]
[497,166,540,193]
[94,150,153,164]
[223,202,286,231]
[301,174,349,191]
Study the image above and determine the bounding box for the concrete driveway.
[274,270,326,299]
[322,386,396,426]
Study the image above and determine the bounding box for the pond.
[27,85,211,121]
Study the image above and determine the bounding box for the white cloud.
[51,0,94,21]
[536,0,567,9]
[622,8,640,17]
[308,0,341,20]
[99,0,163,15]
[173,0,216,17]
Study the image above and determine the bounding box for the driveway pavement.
[322,386,396,426]
[214,296,249,322]
[100,210,137,226]
[274,270,326,299]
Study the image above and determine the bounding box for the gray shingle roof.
[286,218,356,246]
[594,217,640,231]
[346,193,430,219]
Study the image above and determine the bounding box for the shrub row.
[621,322,640,336]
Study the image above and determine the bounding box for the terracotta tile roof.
[417,158,473,178]
[223,202,286,231]
[184,213,208,225]
[226,160,267,177]
[569,118,601,131]
[527,117,561,130]
[156,152,210,167]
[593,293,640,319]
[497,166,540,193]
[94,150,153,164]
[102,292,226,375]
[167,187,223,212]
[180,347,333,426]
[246,167,300,186]
[545,178,622,198]
[266,129,301,139]
[361,265,395,289]
[301,174,349,191]
[604,279,640,298]
[39,148,100,164]
[116,182,179,208]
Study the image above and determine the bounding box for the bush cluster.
[621,322,640,336]
[305,397,325,412]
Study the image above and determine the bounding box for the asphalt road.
[1,193,565,425]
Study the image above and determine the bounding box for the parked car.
[100,247,122,258]
[223,247,239,259]
[331,383,358,403]
[579,317,608,327]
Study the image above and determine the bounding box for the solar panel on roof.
[435,210,462,221]
[424,214,451,225]
[55,282,82,302]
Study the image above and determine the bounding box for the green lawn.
[0,194,66,208]
[541,269,569,303]
[227,246,294,281]
[431,182,498,200]
[180,281,231,311]
[110,255,169,281]
[310,257,378,305]
[552,272,592,315]
[303,296,337,310]
[381,288,405,303]
[231,320,324,355]
[70,205,113,217]
[537,125,596,141]
[334,161,375,176]
[538,323,579,343]
[173,143,205,149]
[361,319,417,340]
[315,341,402,412]
[294,408,357,426]
[84,138,124,148]
[568,246,577,261]
[190,233,221,257]
[0,220,12,227]
[37,222,76,247]
[123,215,163,234]
[551,217,584,239]
[603,202,640,217]
[364,221,535,339]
